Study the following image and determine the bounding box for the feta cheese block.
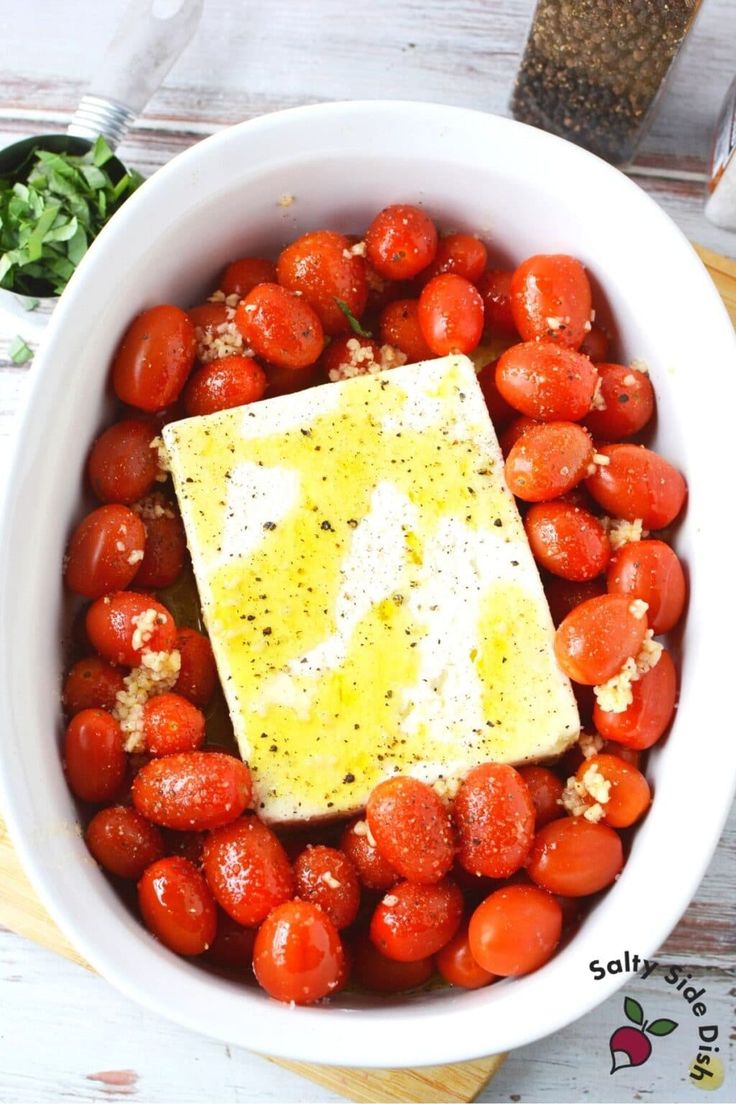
[163,354,579,823]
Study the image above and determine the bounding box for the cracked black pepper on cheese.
[163,355,580,822]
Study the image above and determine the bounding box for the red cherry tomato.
[379,299,433,363]
[476,360,516,432]
[340,817,398,891]
[420,233,488,285]
[528,817,624,896]
[63,656,126,716]
[64,709,126,803]
[518,766,565,828]
[64,505,146,599]
[499,414,539,457]
[435,922,496,989]
[183,355,267,417]
[579,324,609,362]
[87,419,159,505]
[593,647,676,749]
[505,421,593,502]
[584,363,654,439]
[555,593,648,685]
[141,692,205,756]
[276,230,368,335]
[132,752,252,831]
[112,305,196,412]
[203,815,294,926]
[352,931,434,992]
[496,342,598,422]
[263,360,322,398]
[477,269,516,335]
[606,540,686,634]
[543,575,607,627]
[220,257,277,298]
[174,628,218,709]
[575,754,651,828]
[253,899,345,1004]
[586,444,687,529]
[365,204,438,280]
[320,334,382,381]
[510,254,592,350]
[234,283,324,370]
[86,591,176,667]
[418,274,484,355]
[454,763,535,878]
[206,910,257,968]
[133,508,187,590]
[138,855,216,956]
[525,501,611,581]
[86,805,165,878]
[294,845,361,930]
[366,776,454,885]
[369,879,463,962]
[469,885,563,975]
[187,302,229,333]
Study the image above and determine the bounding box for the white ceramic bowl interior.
[1,102,735,1068]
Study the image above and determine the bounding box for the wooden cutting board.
[0,242,732,1104]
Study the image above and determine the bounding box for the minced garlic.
[561,762,611,823]
[578,731,604,759]
[113,647,181,752]
[130,608,162,653]
[352,819,378,849]
[150,435,170,482]
[320,871,341,890]
[600,516,647,550]
[594,630,663,713]
[629,598,649,620]
[132,494,176,521]
[194,292,250,363]
[327,337,407,382]
[591,375,606,411]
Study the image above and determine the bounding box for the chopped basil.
[0,137,142,296]
[8,335,33,364]
[334,297,373,338]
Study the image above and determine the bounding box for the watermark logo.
[609,996,677,1074]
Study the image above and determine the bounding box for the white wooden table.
[0,2,734,1101]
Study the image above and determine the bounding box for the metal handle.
[68,0,203,148]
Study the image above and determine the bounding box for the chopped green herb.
[0,138,143,296]
[8,335,33,364]
[334,297,373,338]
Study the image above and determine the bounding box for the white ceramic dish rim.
[1,100,735,1069]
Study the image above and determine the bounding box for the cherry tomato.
[575,754,651,828]
[379,299,433,363]
[369,879,463,962]
[477,269,516,335]
[263,360,322,398]
[554,593,648,685]
[586,444,687,530]
[499,414,539,457]
[134,509,186,590]
[132,752,252,831]
[543,575,607,627]
[579,324,609,362]
[141,692,205,756]
[203,815,294,926]
[276,230,368,335]
[583,363,654,440]
[518,766,565,828]
[187,302,229,333]
[174,628,217,709]
[87,419,159,505]
[453,763,535,878]
[496,342,598,422]
[183,355,267,417]
[418,274,484,355]
[220,257,277,298]
[435,922,496,989]
[528,816,624,896]
[340,817,398,891]
[86,592,176,667]
[294,845,361,930]
[505,421,593,502]
[63,656,126,716]
[351,931,433,992]
[112,305,196,412]
[469,885,562,975]
[64,709,126,803]
[365,204,438,280]
[138,856,216,956]
[86,805,165,878]
[606,540,686,634]
[420,234,488,285]
[254,899,345,1004]
[525,501,610,581]
[234,283,324,370]
[64,505,146,599]
[366,776,454,885]
[510,254,592,350]
[593,647,676,749]
[476,360,516,432]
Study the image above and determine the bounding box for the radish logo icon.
[609,997,678,1073]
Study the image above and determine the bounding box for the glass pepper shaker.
[511,0,703,166]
